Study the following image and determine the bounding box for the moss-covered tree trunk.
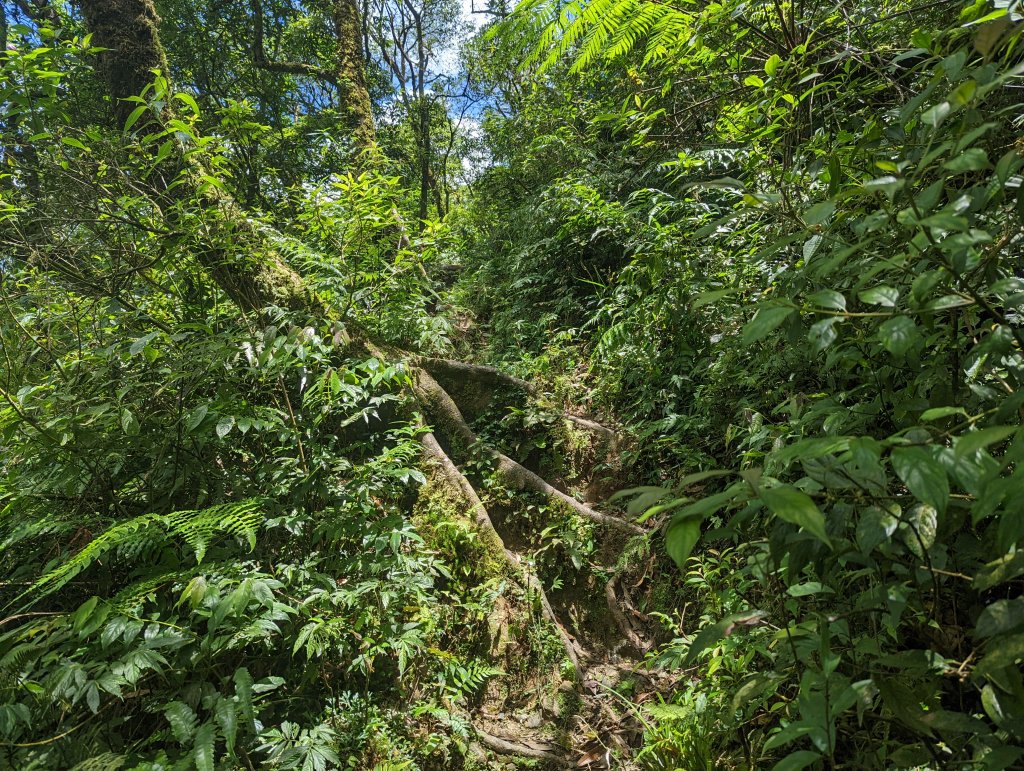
[79,0,313,314]
[331,0,376,150]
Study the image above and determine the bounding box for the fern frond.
[21,500,267,603]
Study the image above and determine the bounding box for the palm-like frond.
[22,500,266,602]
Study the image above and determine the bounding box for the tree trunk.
[331,0,376,151]
[78,0,313,314]
[78,0,170,127]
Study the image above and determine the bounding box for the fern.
[21,500,266,603]
[506,0,700,79]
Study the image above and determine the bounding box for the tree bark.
[78,0,170,127]
[331,0,376,151]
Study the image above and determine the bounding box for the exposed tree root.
[417,357,536,394]
[475,730,568,765]
[419,429,586,671]
[605,575,649,655]
[412,368,644,535]
[417,356,623,443]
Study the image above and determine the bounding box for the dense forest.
[1,0,1023,767]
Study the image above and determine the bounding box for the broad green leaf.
[920,406,967,421]
[742,305,794,345]
[787,582,833,597]
[772,751,822,771]
[185,405,208,432]
[803,201,835,226]
[944,148,989,173]
[60,136,88,151]
[194,723,215,771]
[761,485,831,546]
[878,315,918,356]
[175,92,201,115]
[807,289,845,310]
[215,696,238,754]
[808,317,840,352]
[977,599,1024,639]
[858,286,899,307]
[976,552,1024,591]
[857,506,898,553]
[976,633,1024,677]
[216,415,235,438]
[121,409,140,437]
[684,610,767,666]
[692,288,738,308]
[901,504,938,557]
[665,517,701,569]
[891,447,949,514]
[164,701,197,744]
[955,425,1018,457]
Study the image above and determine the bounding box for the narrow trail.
[420,361,675,769]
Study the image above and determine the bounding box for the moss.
[413,474,507,582]
[79,0,170,126]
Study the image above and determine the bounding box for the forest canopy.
[1,0,1024,768]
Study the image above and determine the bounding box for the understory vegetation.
[1,0,1024,768]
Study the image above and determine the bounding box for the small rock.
[540,693,561,717]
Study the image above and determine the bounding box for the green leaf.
[692,288,738,308]
[665,517,701,569]
[772,751,822,771]
[976,633,1024,677]
[803,201,835,226]
[121,409,140,437]
[683,610,767,666]
[129,331,159,356]
[185,405,208,432]
[976,552,1024,591]
[920,406,967,421]
[955,426,1018,457]
[944,148,989,173]
[761,485,831,546]
[977,600,1024,639]
[878,315,918,356]
[858,286,899,307]
[175,92,200,115]
[901,504,938,557]
[164,701,197,744]
[194,723,215,771]
[60,136,88,151]
[123,104,149,132]
[922,101,951,127]
[742,305,794,345]
[808,317,840,352]
[807,289,845,310]
[787,581,833,597]
[216,416,235,438]
[856,506,898,553]
[802,234,823,261]
[891,447,949,514]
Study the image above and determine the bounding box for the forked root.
[412,369,643,535]
[419,429,586,671]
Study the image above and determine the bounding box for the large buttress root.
[411,368,643,536]
[419,429,586,671]
[417,356,622,443]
